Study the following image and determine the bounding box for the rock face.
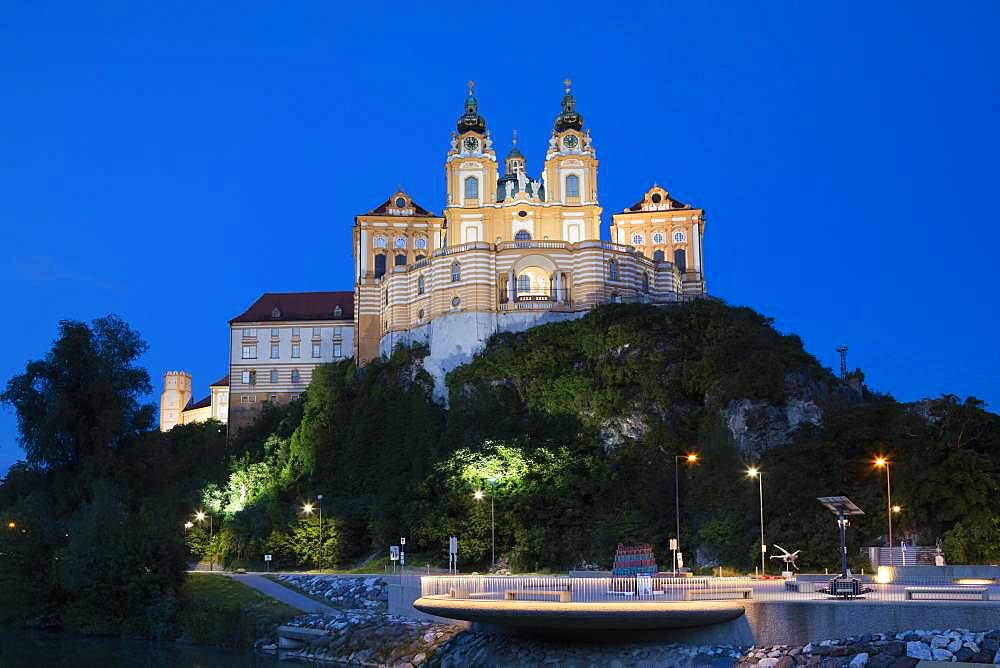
[741,627,999,666]
[275,575,388,612]
[721,372,850,458]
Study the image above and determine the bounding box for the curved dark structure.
[414,596,745,631]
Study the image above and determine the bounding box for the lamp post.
[672,453,698,576]
[874,457,894,550]
[195,510,213,571]
[474,477,497,568]
[747,467,766,576]
[302,501,319,570]
[317,494,324,571]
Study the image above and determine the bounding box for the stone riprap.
[739,627,1000,666]
[257,611,461,665]
[275,575,388,612]
[259,610,745,666]
[434,633,743,667]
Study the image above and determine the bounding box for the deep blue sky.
[2,3,998,475]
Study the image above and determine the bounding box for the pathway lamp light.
[473,478,497,568]
[873,457,894,549]
[194,510,214,571]
[184,521,194,531]
[671,453,699,576]
[6,521,14,530]
[747,467,766,576]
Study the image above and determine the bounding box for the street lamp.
[747,467,766,576]
[874,457,894,549]
[184,521,194,531]
[317,494,324,572]
[6,521,15,530]
[672,453,699,576]
[473,478,497,568]
[194,510,214,572]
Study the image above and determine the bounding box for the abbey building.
[160,82,707,428]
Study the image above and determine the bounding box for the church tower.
[159,371,192,431]
[444,82,498,242]
[541,79,601,243]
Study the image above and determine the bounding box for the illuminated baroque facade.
[160,81,708,429]
[353,82,707,394]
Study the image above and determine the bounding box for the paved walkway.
[227,573,337,614]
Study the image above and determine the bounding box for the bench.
[685,587,753,600]
[905,586,988,601]
[504,589,572,602]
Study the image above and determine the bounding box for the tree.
[1,315,154,470]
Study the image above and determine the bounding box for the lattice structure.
[612,543,658,577]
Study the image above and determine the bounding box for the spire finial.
[397,183,404,193]
[564,78,572,93]
[512,128,518,145]
[467,80,475,95]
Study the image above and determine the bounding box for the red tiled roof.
[230,291,354,324]
[209,374,230,387]
[185,395,212,411]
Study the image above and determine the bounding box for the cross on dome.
[564,78,572,93]
[467,80,475,95]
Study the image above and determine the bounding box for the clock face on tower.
[563,134,578,149]
[463,136,480,152]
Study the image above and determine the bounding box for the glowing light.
[6,521,14,530]
[955,578,995,585]
[184,521,194,530]
[194,511,206,522]
[302,503,314,514]
[876,566,895,584]
[874,457,888,468]
[891,505,902,513]
[746,467,760,478]
[473,490,484,501]
[686,454,698,463]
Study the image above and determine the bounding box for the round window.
[451,296,461,308]
[632,234,644,245]
[395,197,406,207]
[651,193,662,203]
[414,237,427,249]
[652,232,665,244]
[517,210,528,218]
[394,236,407,248]
[673,231,687,243]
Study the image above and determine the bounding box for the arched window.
[418,275,425,295]
[374,254,387,278]
[374,236,387,249]
[394,253,407,266]
[451,261,461,282]
[565,174,580,197]
[415,254,426,262]
[514,230,531,241]
[642,272,650,293]
[517,275,531,294]
[464,176,479,199]
[631,233,643,246]
[674,248,687,273]
[608,259,619,281]
[653,249,665,262]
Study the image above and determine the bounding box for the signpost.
[400,537,406,580]
[264,554,272,572]
[390,545,400,575]
[669,538,678,575]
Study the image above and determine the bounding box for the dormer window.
[333,305,343,318]
[271,307,281,319]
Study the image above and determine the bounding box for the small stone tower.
[160,371,192,432]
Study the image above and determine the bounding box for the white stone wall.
[379,310,587,401]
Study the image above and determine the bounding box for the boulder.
[905,642,932,660]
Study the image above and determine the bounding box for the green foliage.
[1,315,154,471]
[0,315,228,636]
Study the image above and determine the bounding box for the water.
[0,629,288,667]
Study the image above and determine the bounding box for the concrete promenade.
[223,572,338,614]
